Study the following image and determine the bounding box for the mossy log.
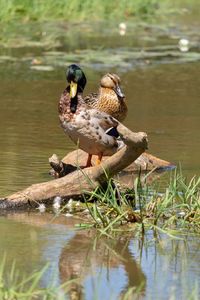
[0,123,148,209]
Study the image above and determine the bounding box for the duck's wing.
[87,109,124,150]
[88,109,118,130]
[84,93,98,107]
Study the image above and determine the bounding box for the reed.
[0,255,76,300]
[0,0,169,24]
[83,169,200,235]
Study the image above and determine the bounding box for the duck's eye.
[110,74,121,84]
[109,76,117,86]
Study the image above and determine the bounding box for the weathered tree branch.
[49,149,173,178]
[0,123,148,209]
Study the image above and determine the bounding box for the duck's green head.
[66,64,87,98]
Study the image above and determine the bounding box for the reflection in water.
[3,212,146,299]
[59,231,146,299]
[1,212,200,299]
[131,232,200,300]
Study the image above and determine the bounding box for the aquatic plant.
[0,255,73,300]
[80,169,200,235]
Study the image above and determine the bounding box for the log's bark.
[50,150,173,178]
[0,123,148,209]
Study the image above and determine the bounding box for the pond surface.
[0,211,200,299]
[0,16,200,299]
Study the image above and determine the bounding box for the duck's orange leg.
[86,154,92,167]
[96,153,103,165]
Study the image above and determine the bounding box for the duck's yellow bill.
[69,81,77,98]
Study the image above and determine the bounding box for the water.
[0,17,200,299]
[0,211,199,299]
[0,62,199,195]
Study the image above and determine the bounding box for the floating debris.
[53,196,61,209]
[66,199,73,209]
[119,22,126,30]
[177,211,186,218]
[31,58,42,65]
[30,65,54,71]
[37,203,46,213]
[119,22,126,36]
[1,38,200,74]
[178,38,189,52]
[65,213,73,217]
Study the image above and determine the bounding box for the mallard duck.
[58,64,124,167]
[84,73,127,122]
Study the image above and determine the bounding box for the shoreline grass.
[0,0,198,25]
[0,0,163,24]
[0,255,76,300]
[1,0,199,56]
[69,169,200,236]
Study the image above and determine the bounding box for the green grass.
[0,255,75,300]
[78,169,200,236]
[2,0,198,25]
[1,0,199,24]
[0,0,162,23]
[1,0,199,49]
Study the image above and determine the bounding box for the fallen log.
[49,151,174,178]
[0,123,148,209]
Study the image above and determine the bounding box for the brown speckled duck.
[58,64,124,167]
[84,73,127,122]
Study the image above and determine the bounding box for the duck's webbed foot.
[96,153,103,166]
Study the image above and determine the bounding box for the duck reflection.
[59,230,146,299]
[5,211,146,299]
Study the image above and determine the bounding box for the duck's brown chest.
[97,89,127,122]
[58,90,83,123]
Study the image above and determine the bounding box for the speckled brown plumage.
[59,65,125,167]
[84,73,127,122]
[59,88,123,157]
[59,88,84,122]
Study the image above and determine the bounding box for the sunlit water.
[0,18,200,299]
[0,211,199,299]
